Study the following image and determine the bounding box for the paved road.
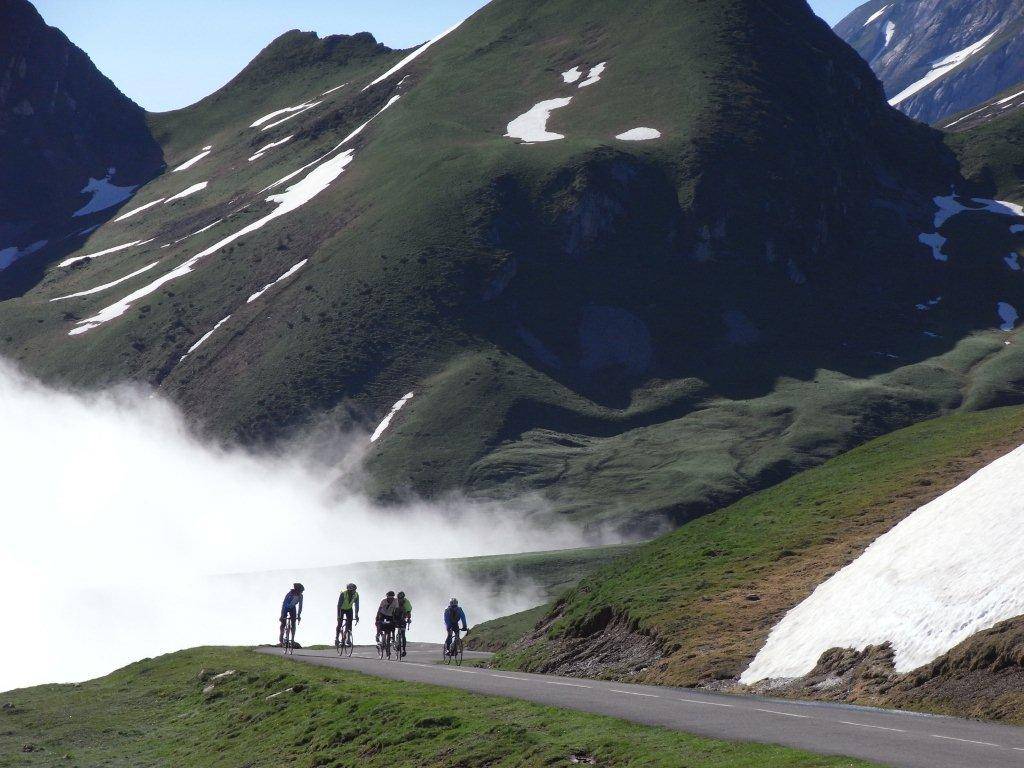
[256,643,1024,768]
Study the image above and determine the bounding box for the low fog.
[0,359,590,692]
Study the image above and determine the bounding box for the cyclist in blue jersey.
[443,597,468,655]
[279,583,304,645]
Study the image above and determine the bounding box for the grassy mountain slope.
[490,405,1024,697]
[0,647,882,768]
[1,0,1023,532]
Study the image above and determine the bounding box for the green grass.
[0,647,883,768]
[467,603,553,651]
[494,405,1024,684]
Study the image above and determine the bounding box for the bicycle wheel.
[344,629,354,658]
[395,630,405,661]
[455,637,464,666]
[377,634,385,659]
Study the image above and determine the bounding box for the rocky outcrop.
[836,0,1024,125]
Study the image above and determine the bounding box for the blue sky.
[35,0,864,112]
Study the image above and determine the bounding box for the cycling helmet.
[449,598,458,607]
[293,583,305,593]
[386,590,395,598]
[397,591,406,599]
[346,583,356,591]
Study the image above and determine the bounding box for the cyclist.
[376,590,402,645]
[395,591,412,657]
[336,583,360,648]
[279,582,304,645]
[444,597,468,655]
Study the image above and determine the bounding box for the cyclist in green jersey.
[395,591,412,657]
[336,583,359,647]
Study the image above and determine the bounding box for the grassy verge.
[494,405,1024,685]
[0,647,882,768]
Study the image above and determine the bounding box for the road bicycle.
[281,614,297,655]
[395,622,409,661]
[337,622,355,658]
[443,629,466,666]
[377,623,396,660]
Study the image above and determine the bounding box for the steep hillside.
[836,0,1024,124]
[0,0,162,280]
[491,405,1024,707]
[940,79,1024,131]
[1,0,1023,532]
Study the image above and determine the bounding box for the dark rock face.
[0,0,162,228]
[836,0,1024,125]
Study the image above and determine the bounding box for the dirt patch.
[507,606,662,680]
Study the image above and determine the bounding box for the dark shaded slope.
[0,0,161,240]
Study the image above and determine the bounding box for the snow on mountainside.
[836,0,1024,125]
[742,440,1024,683]
[941,79,1024,132]
[0,0,162,274]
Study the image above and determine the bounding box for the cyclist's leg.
[279,614,287,644]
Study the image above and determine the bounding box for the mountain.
[940,78,1024,131]
[0,0,1022,536]
[836,0,1024,125]
[0,0,162,274]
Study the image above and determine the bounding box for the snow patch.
[251,103,318,129]
[69,151,355,335]
[259,102,321,132]
[179,315,232,362]
[246,259,308,304]
[562,66,582,84]
[884,21,896,47]
[862,4,890,25]
[73,170,137,217]
[889,31,999,107]
[51,261,160,301]
[742,440,1024,683]
[248,135,293,162]
[505,97,573,143]
[578,62,607,89]
[616,127,661,141]
[1013,225,1024,235]
[998,88,1024,106]
[370,393,414,443]
[998,301,1018,331]
[1005,254,1020,271]
[172,148,213,173]
[0,240,47,271]
[918,232,948,261]
[166,181,208,203]
[114,199,165,222]
[58,240,152,269]
[321,83,348,96]
[362,18,466,91]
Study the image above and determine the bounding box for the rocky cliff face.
[836,0,1024,125]
[0,0,161,256]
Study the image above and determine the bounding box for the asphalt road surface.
[256,643,1024,768]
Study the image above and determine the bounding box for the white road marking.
[931,735,1001,747]
[674,698,734,708]
[544,680,591,688]
[492,674,529,681]
[755,709,809,719]
[837,721,907,733]
[608,689,659,698]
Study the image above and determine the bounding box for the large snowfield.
[742,442,1024,683]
